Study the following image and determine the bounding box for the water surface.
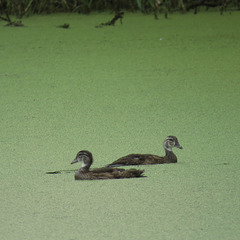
[1,12,240,240]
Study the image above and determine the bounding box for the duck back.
[106,154,171,167]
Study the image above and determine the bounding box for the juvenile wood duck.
[71,150,145,180]
[106,136,183,167]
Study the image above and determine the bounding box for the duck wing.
[75,168,144,180]
[106,154,165,167]
[90,168,145,179]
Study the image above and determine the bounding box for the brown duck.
[106,136,183,167]
[71,150,145,180]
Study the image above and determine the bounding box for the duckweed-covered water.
[1,12,240,240]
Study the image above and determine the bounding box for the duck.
[106,136,183,167]
[71,150,145,180]
[57,23,69,29]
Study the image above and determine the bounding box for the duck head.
[71,150,93,170]
[164,136,183,152]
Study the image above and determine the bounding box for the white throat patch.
[164,142,173,152]
[165,146,173,151]
[81,161,88,168]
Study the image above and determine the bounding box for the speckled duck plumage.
[106,136,183,167]
[71,150,145,180]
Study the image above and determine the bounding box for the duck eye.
[167,139,175,146]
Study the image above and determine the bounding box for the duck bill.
[175,144,183,149]
[71,158,79,164]
[175,143,183,149]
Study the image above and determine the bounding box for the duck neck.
[81,160,91,171]
[165,149,177,163]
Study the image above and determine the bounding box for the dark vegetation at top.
[0,0,239,26]
[1,0,240,16]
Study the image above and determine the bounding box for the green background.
[1,12,240,239]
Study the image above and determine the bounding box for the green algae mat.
[1,12,240,240]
